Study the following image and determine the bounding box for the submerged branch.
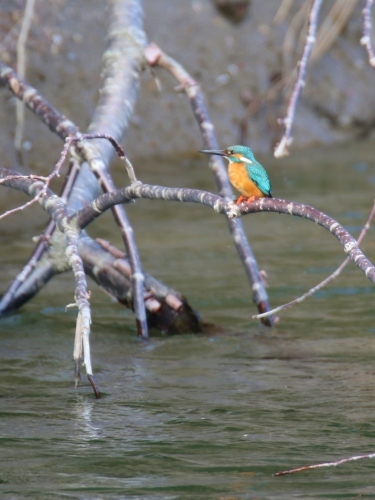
[275,451,375,476]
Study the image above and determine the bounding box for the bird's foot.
[236,195,256,205]
[236,195,247,205]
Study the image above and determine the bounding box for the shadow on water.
[1,142,375,498]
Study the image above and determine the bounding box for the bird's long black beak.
[199,149,226,156]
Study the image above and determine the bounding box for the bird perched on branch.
[200,145,272,204]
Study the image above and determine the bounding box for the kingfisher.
[200,145,272,204]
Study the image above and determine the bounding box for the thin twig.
[63,133,139,185]
[275,0,322,157]
[275,451,375,476]
[0,137,81,222]
[253,198,375,319]
[14,0,36,151]
[361,0,375,68]
[0,189,42,221]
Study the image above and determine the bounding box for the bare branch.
[0,61,78,139]
[62,133,139,185]
[361,0,375,68]
[275,451,375,476]
[68,183,375,287]
[253,198,375,320]
[0,48,148,338]
[5,166,375,292]
[275,0,322,157]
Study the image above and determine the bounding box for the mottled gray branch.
[72,184,375,287]
[0,0,150,338]
[0,61,78,139]
[66,0,149,338]
[0,60,81,312]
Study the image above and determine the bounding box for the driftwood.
[0,0,276,396]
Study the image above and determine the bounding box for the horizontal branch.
[2,168,375,298]
[71,183,375,287]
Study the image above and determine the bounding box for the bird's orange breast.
[228,162,264,198]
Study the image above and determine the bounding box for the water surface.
[1,142,375,498]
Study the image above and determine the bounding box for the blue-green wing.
[247,164,272,197]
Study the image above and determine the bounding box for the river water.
[1,142,375,498]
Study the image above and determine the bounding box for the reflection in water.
[72,397,101,443]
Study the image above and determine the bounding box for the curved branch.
[275,451,375,476]
[3,167,375,328]
[71,184,375,287]
[253,198,375,319]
